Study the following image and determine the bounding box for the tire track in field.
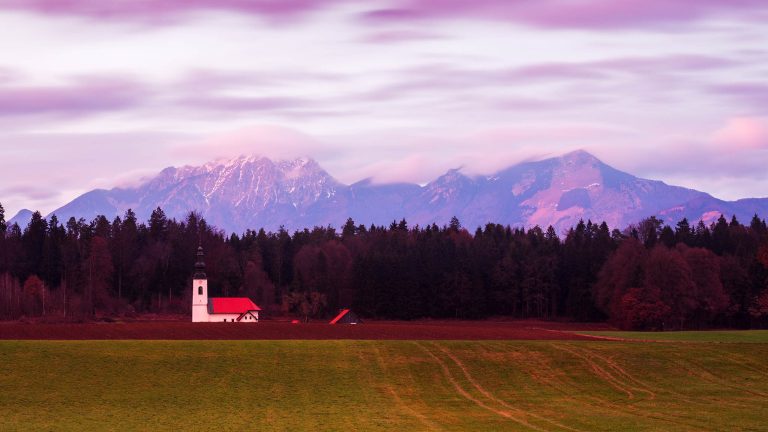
[575,346,754,410]
[548,344,718,431]
[563,346,656,400]
[672,355,768,399]
[550,344,636,399]
[498,344,718,431]
[430,343,585,432]
[564,344,767,413]
[414,342,547,431]
[720,351,768,378]
[674,347,768,408]
[583,348,742,408]
[371,345,443,432]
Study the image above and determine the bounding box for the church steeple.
[194,245,206,279]
[192,245,209,322]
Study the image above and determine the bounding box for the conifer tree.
[0,202,6,234]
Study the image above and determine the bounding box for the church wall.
[192,278,209,322]
[209,313,242,322]
[192,305,209,322]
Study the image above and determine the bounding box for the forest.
[0,201,767,330]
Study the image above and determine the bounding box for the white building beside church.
[192,246,261,322]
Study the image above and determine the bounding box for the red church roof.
[208,297,261,314]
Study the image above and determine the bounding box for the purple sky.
[1,0,767,217]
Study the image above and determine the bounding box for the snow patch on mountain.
[23,150,768,234]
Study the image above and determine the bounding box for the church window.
[198,286,203,295]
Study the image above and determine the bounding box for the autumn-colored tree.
[282,291,327,322]
[22,275,47,317]
[242,251,274,307]
[1,200,767,327]
[679,245,729,326]
[749,291,768,322]
[752,243,768,325]
[758,244,768,269]
[593,238,646,322]
[618,286,671,330]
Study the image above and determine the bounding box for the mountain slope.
[7,209,34,229]
[26,150,768,234]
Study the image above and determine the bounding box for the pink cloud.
[0,68,20,84]
[710,82,768,107]
[0,0,335,23]
[505,63,608,81]
[595,115,768,192]
[360,30,445,44]
[350,154,436,185]
[0,185,59,201]
[360,0,768,30]
[176,69,345,92]
[0,130,190,215]
[179,95,310,112]
[594,55,739,73]
[359,54,736,104]
[713,117,768,150]
[174,125,336,163]
[5,0,766,29]
[0,77,146,116]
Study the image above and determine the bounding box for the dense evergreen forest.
[0,201,767,329]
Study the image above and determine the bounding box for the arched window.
[198,286,203,295]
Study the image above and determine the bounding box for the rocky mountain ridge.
[8,150,768,234]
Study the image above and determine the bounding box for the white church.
[192,246,261,323]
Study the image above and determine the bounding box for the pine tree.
[750,214,767,236]
[660,225,676,248]
[22,212,48,281]
[0,202,6,276]
[149,207,168,240]
[0,202,6,234]
[712,215,730,255]
[675,218,692,245]
[449,216,461,232]
[341,218,356,239]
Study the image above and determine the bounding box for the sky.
[1,0,767,217]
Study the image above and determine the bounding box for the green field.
[2,340,768,431]
[579,330,768,343]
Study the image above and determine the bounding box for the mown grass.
[581,329,768,343]
[1,340,767,431]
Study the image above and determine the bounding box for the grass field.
[2,339,768,431]
[579,330,768,343]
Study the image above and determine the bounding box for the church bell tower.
[192,246,209,322]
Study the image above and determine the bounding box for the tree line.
[0,201,767,329]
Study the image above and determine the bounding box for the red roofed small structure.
[208,298,261,314]
[329,309,361,325]
[191,246,261,323]
[208,297,261,322]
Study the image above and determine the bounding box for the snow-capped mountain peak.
[21,150,768,234]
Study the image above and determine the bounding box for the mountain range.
[8,150,768,234]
